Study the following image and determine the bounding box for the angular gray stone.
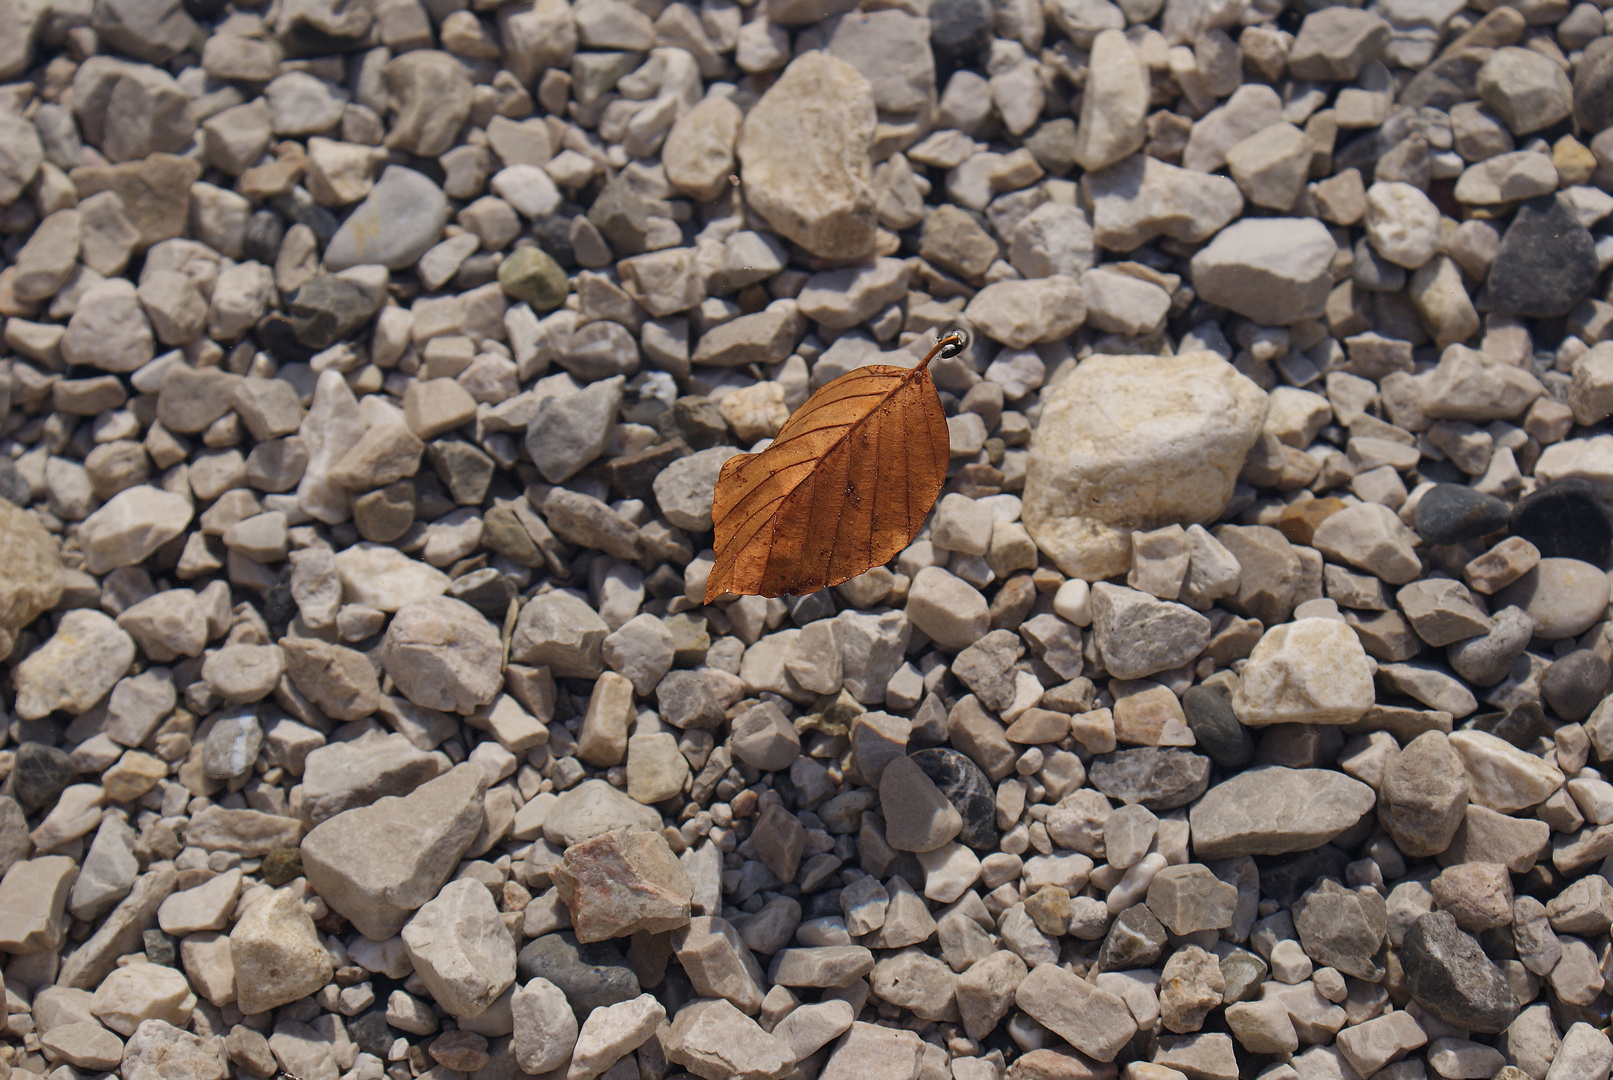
[1188,766,1376,858]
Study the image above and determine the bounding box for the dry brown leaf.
[704,331,966,602]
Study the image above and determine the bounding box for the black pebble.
[349,1009,395,1057]
[242,209,284,265]
[0,457,30,507]
[1466,702,1549,747]
[930,0,993,61]
[1542,650,1610,721]
[1096,903,1166,972]
[789,591,837,626]
[1510,479,1613,568]
[7,742,72,813]
[1401,911,1519,1033]
[1487,195,1601,319]
[1413,484,1511,546]
[1181,685,1253,770]
[517,933,641,1021]
[262,567,298,637]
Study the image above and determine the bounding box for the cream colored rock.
[512,977,578,1074]
[568,993,666,1080]
[402,878,518,1018]
[736,52,877,260]
[1075,30,1148,171]
[12,609,135,719]
[664,95,742,202]
[91,962,195,1036]
[0,855,78,953]
[1232,618,1375,727]
[0,498,63,661]
[1023,352,1268,580]
[229,888,334,1015]
[1449,730,1566,813]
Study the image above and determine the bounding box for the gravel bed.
[4,0,1613,1079]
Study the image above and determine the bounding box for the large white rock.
[1189,217,1337,325]
[1232,618,1375,727]
[401,877,518,1018]
[1074,29,1148,171]
[13,610,135,719]
[1023,352,1268,580]
[77,485,193,574]
[736,52,877,260]
[1448,730,1566,813]
[334,542,451,611]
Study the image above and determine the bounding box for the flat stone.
[667,996,793,1080]
[1447,729,1564,812]
[1188,766,1376,857]
[324,166,448,271]
[0,855,77,953]
[301,763,488,940]
[300,731,438,826]
[1016,962,1138,1062]
[1190,217,1336,325]
[1088,747,1211,811]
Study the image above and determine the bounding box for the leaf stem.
[920,329,969,371]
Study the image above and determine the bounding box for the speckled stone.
[909,747,999,851]
[1088,748,1212,810]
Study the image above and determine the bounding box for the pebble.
[1233,617,1374,726]
[1412,484,1511,546]
[1510,479,1613,566]
[1076,30,1149,171]
[1487,195,1601,318]
[1089,747,1211,810]
[1191,217,1337,325]
[12,609,135,719]
[230,887,335,1015]
[402,877,518,1018]
[1189,766,1375,857]
[1024,352,1266,580]
[1016,962,1138,1062]
[555,827,693,941]
[1495,557,1611,639]
[1401,911,1519,1032]
[300,763,489,940]
[737,52,877,259]
[324,166,448,270]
